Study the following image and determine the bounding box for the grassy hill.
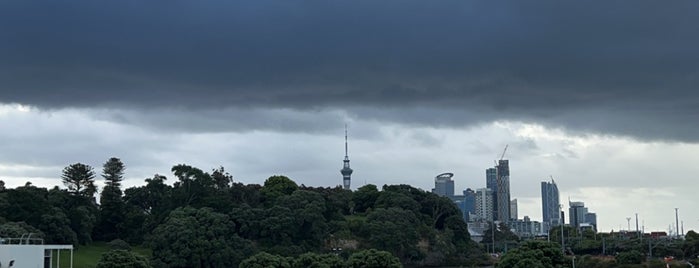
[55,242,151,268]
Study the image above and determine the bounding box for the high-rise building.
[541,179,561,226]
[569,201,588,228]
[432,173,455,198]
[485,168,498,219]
[510,199,518,220]
[462,188,476,222]
[495,160,511,221]
[340,126,353,190]
[585,212,597,231]
[509,216,545,238]
[475,188,494,221]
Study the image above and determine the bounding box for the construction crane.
[494,145,509,166]
[499,144,509,161]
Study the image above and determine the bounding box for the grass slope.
[56,242,151,268]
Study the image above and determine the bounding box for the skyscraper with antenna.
[340,125,353,190]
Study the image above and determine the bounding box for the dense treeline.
[0,157,488,267]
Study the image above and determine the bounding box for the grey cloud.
[1,1,698,141]
[90,108,348,134]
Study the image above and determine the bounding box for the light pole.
[626,217,631,232]
[602,236,606,255]
[675,208,680,238]
[560,204,565,254]
[491,220,496,254]
[635,213,639,239]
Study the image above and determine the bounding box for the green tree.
[238,252,293,268]
[39,207,78,245]
[482,222,520,251]
[228,183,262,208]
[171,164,217,207]
[418,193,461,230]
[497,240,567,268]
[548,225,579,248]
[615,250,643,265]
[309,186,352,219]
[96,249,151,268]
[0,221,44,239]
[257,206,300,254]
[150,207,251,268]
[62,163,97,197]
[123,174,172,243]
[347,249,402,268]
[683,230,699,259]
[96,157,127,241]
[261,175,298,204]
[365,208,420,261]
[102,157,126,188]
[211,166,233,190]
[45,186,97,244]
[70,205,97,244]
[229,204,264,240]
[375,191,421,214]
[293,252,344,268]
[352,184,379,213]
[0,184,50,227]
[276,190,329,250]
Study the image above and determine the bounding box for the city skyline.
[0,105,695,234]
[1,1,699,234]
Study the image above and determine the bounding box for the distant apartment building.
[510,199,518,220]
[541,179,561,226]
[461,188,477,222]
[585,212,597,231]
[475,188,494,221]
[569,201,597,231]
[509,216,545,238]
[569,201,587,228]
[485,168,498,220]
[495,160,511,221]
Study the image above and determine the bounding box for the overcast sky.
[1,1,698,233]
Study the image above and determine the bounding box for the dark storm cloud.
[1,1,698,140]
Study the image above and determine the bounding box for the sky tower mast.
[340,124,353,190]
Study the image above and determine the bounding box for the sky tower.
[340,125,353,190]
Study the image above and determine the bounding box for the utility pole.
[626,217,631,232]
[675,208,680,238]
[635,213,639,239]
[491,221,496,254]
[602,236,606,255]
[560,204,565,254]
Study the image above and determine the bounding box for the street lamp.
[560,204,565,254]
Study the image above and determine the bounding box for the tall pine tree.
[62,163,96,197]
[95,157,126,241]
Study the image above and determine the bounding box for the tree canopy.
[96,249,151,268]
[150,207,251,268]
[61,163,97,197]
[0,161,486,267]
[497,240,567,268]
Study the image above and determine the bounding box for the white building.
[0,236,73,268]
[475,188,493,221]
[509,216,546,238]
